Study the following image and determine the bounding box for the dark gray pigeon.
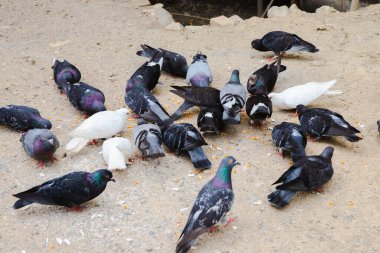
[246,93,272,124]
[272,122,307,162]
[197,108,224,134]
[268,146,334,208]
[125,85,173,127]
[170,86,222,121]
[13,169,114,209]
[52,59,81,90]
[132,119,165,159]
[220,70,246,124]
[377,120,380,134]
[127,50,163,91]
[163,123,211,170]
[186,52,212,87]
[136,44,188,78]
[176,156,240,253]
[0,105,52,131]
[247,60,286,95]
[21,129,60,167]
[297,105,362,142]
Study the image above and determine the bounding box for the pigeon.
[170,86,222,121]
[377,120,380,134]
[297,105,362,142]
[163,123,211,170]
[197,108,224,134]
[126,50,163,92]
[132,119,165,159]
[136,44,188,78]
[246,93,272,124]
[66,108,129,153]
[13,169,115,209]
[251,31,318,72]
[0,105,52,131]
[272,122,307,162]
[61,82,106,115]
[176,156,240,253]
[247,60,286,95]
[268,80,342,110]
[186,52,212,87]
[102,137,135,170]
[125,85,173,127]
[21,129,60,166]
[268,146,334,208]
[220,70,246,124]
[52,59,81,89]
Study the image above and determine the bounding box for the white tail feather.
[325,90,343,95]
[107,148,127,170]
[66,138,89,153]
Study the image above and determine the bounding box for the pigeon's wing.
[182,124,207,150]
[272,164,302,185]
[170,86,221,108]
[261,31,294,53]
[301,111,331,136]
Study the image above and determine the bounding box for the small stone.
[267,6,289,18]
[185,25,204,33]
[316,6,339,14]
[210,15,234,27]
[289,4,305,15]
[229,15,244,25]
[56,238,63,244]
[126,238,133,242]
[154,7,174,27]
[164,22,183,31]
[63,239,70,245]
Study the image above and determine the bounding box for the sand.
[0,1,380,252]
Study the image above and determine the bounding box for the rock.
[289,4,306,15]
[316,5,339,14]
[229,15,244,25]
[185,25,204,33]
[267,6,289,18]
[154,6,174,27]
[164,22,183,31]
[210,15,234,27]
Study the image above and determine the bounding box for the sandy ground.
[1,1,380,252]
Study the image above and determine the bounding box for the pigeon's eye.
[228,159,233,164]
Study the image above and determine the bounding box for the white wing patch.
[249,102,268,116]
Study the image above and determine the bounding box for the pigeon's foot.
[36,161,46,169]
[69,206,83,212]
[59,90,66,96]
[223,217,238,228]
[314,187,324,193]
[51,156,58,163]
[87,139,99,146]
[308,137,320,142]
[130,113,139,120]
[288,112,298,118]
[83,113,89,119]
[276,151,284,158]
[208,225,220,233]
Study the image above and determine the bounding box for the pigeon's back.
[186,61,212,87]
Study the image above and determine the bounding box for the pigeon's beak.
[234,161,241,166]
[110,178,116,182]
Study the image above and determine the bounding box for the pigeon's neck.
[87,172,107,189]
[212,166,232,189]
[255,40,268,51]
[229,70,240,84]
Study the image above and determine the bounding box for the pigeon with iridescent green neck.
[176,156,240,253]
[13,169,115,209]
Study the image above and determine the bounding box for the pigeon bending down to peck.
[66,109,129,153]
[246,94,272,124]
[0,105,52,131]
[186,52,212,87]
[163,123,211,170]
[102,137,135,170]
[268,146,334,208]
[132,119,165,159]
[136,44,188,78]
[52,59,81,88]
[197,108,224,134]
[13,169,114,209]
[297,105,362,142]
[176,156,240,253]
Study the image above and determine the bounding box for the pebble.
[56,238,63,244]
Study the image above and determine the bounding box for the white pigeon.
[66,108,129,153]
[268,80,342,110]
[102,137,136,170]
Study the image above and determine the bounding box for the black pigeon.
[13,169,115,209]
[62,82,106,115]
[136,44,188,78]
[127,50,163,91]
[0,105,52,131]
[377,120,380,134]
[186,52,212,87]
[52,59,81,89]
[245,93,272,124]
[170,86,221,121]
[125,85,173,127]
[132,119,165,159]
[272,122,307,162]
[163,123,211,170]
[197,108,224,134]
[268,146,334,208]
[21,129,60,165]
[176,156,240,253]
[297,105,362,142]
[247,60,286,95]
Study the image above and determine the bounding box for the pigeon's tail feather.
[345,134,362,142]
[308,48,319,53]
[66,137,89,153]
[325,90,343,95]
[108,149,127,170]
[176,238,196,253]
[171,100,195,121]
[13,199,33,209]
[268,190,296,208]
[187,147,211,170]
[136,44,157,59]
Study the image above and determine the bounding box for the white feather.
[269,80,340,110]
[66,108,129,153]
[102,137,135,170]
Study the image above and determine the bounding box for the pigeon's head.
[31,117,52,130]
[51,58,65,69]
[32,132,60,160]
[192,51,207,63]
[220,156,241,170]
[115,108,130,119]
[320,146,334,161]
[296,104,307,116]
[229,69,240,84]
[91,169,115,184]
[247,74,267,95]
[251,39,261,49]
